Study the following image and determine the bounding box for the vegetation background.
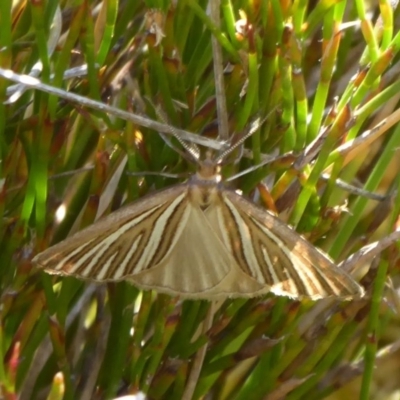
[0,0,400,399]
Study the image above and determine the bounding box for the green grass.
[1,1,400,399]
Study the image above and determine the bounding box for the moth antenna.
[150,101,202,164]
[158,131,200,164]
[216,112,270,163]
[226,152,292,182]
[294,123,331,169]
[231,141,245,166]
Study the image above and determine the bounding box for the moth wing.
[129,199,269,299]
[212,190,364,299]
[33,184,268,299]
[33,185,191,280]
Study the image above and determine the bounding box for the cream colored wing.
[128,201,269,299]
[205,189,364,299]
[33,185,192,280]
[33,183,268,299]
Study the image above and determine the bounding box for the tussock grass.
[0,1,400,399]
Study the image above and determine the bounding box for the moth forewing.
[33,184,190,279]
[221,190,364,299]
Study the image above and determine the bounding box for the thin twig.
[320,173,391,201]
[181,302,215,400]
[210,0,229,141]
[340,229,400,273]
[0,68,224,150]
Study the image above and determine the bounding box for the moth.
[33,136,364,300]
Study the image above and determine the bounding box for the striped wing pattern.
[213,190,364,299]
[33,181,364,299]
[33,185,191,281]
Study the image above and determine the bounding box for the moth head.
[196,151,222,182]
